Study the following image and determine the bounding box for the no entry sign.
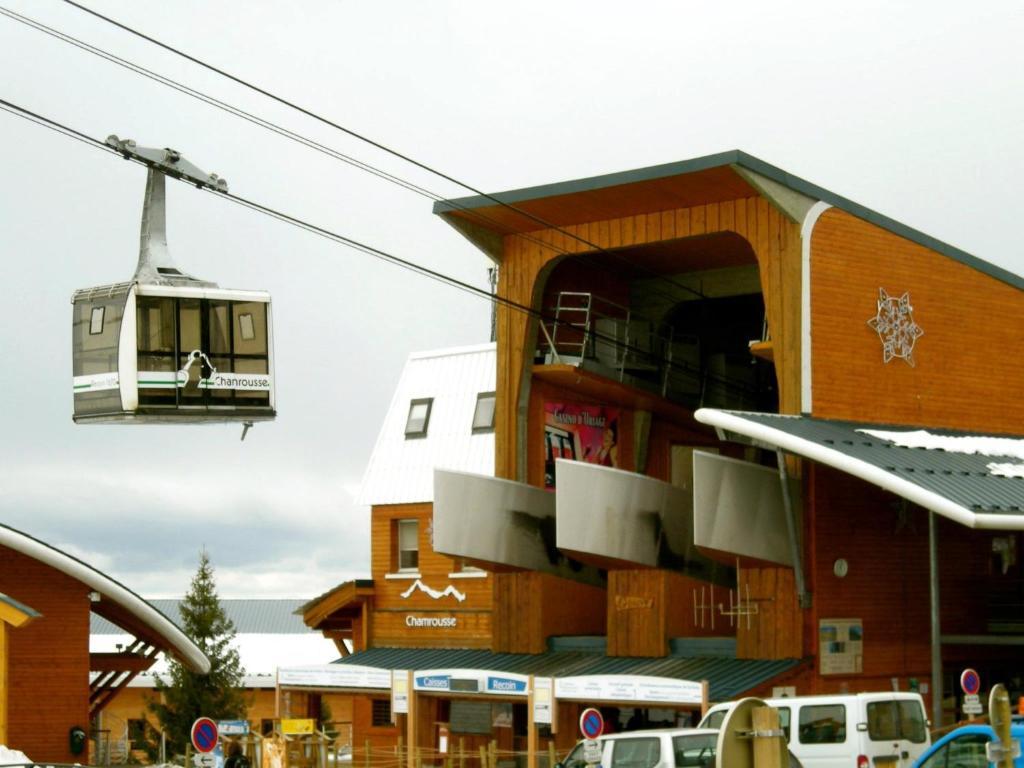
[191,717,219,753]
[579,707,604,740]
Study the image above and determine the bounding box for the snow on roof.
[859,428,1024,477]
[359,342,496,506]
[91,631,340,677]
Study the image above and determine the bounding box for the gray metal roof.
[334,646,800,702]
[91,598,313,635]
[433,150,1024,292]
[698,410,1024,525]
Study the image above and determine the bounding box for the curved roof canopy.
[695,409,1024,531]
[0,523,209,672]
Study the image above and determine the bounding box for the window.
[867,700,927,744]
[397,519,419,571]
[127,718,154,747]
[611,737,660,768]
[671,734,716,767]
[260,719,274,736]
[238,312,256,341]
[405,398,433,438]
[472,391,496,433]
[798,704,846,744]
[371,698,392,727]
[89,306,105,335]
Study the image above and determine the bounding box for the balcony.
[534,291,769,412]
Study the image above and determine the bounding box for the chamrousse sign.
[405,615,457,628]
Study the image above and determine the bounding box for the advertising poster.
[819,618,863,675]
[544,402,621,488]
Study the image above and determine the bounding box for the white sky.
[2,1,1024,598]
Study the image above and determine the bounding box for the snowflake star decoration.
[867,288,924,367]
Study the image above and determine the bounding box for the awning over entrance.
[304,646,801,703]
[695,409,1024,530]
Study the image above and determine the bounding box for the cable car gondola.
[72,138,275,426]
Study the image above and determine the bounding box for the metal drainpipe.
[929,511,943,727]
[776,450,810,608]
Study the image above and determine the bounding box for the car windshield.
[610,737,660,768]
[563,742,588,768]
[700,710,727,729]
[672,734,716,767]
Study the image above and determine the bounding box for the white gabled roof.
[359,342,496,506]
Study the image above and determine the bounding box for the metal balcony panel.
[692,450,795,566]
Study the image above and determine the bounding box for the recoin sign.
[413,670,529,696]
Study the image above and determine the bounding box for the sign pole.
[579,707,604,768]
[929,512,943,728]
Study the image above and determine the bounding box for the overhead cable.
[57,0,706,300]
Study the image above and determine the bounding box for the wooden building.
[0,523,207,762]
[93,599,346,761]
[300,152,1024,764]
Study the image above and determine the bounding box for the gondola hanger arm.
[105,134,228,192]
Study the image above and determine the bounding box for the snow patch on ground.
[0,745,31,763]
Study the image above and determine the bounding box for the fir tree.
[149,549,247,757]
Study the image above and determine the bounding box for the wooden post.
[478,745,487,768]
[991,684,1014,768]
[752,706,783,768]
[364,740,370,768]
[458,738,465,768]
[416,747,423,768]
[527,675,537,768]
[398,734,405,768]
[489,740,497,768]
[700,680,709,718]
[547,742,556,768]
[406,671,417,768]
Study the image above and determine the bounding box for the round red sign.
[191,717,219,753]
[960,668,981,696]
[579,707,604,739]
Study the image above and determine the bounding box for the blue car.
[914,723,1024,767]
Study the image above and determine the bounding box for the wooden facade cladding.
[495,196,804,481]
[1,545,90,762]
[735,567,802,661]
[491,572,606,654]
[804,465,933,694]
[370,503,492,649]
[809,208,1024,433]
[607,570,735,657]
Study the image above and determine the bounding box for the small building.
[0,523,207,762]
[93,599,350,760]
[299,151,1024,767]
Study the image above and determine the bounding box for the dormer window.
[405,398,433,438]
[472,391,496,434]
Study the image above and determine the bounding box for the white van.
[699,692,930,767]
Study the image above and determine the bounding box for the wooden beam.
[90,652,157,673]
[325,631,351,657]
